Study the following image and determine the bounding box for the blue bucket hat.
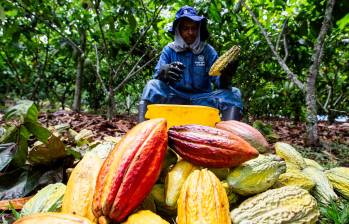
[169,6,209,41]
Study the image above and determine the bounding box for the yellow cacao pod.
[62,152,103,223]
[14,212,93,224]
[275,142,306,170]
[177,169,231,224]
[274,169,315,191]
[209,45,240,76]
[122,210,169,224]
[231,186,319,224]
[227,154,286,195]
[325,167,349,199]
[165,160,198,208]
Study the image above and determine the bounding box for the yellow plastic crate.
[145,104,221,129]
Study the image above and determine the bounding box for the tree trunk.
[305,0,335,146]
[305,80,319,145]
[73,54,84,112]
[242,0,335,146]
[107,87,115,120]
[72,30,87,112]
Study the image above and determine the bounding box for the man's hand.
[158,62,185,84]
[219,59,239,89]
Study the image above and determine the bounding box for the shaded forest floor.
[36,110,349,167]
[1,109,348,167]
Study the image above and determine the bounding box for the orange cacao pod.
[216,120,269,153]
[177,169,231,224]
[13,212,93,224]
[168,124,259,168]
[92,119,168,222]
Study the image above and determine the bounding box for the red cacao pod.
[168,124,258,168]
[92,118,168,222]
[216,120,269,153]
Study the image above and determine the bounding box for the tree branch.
[114,53,159,92]
[138,0,149,24]
[241,0,305,92]
[323,85,331,109]
[283,34,289,62]
[93,1,111,59]
[333,93,343,107]
[112,3,165,79]
[275,18,288,52]
[307,0,336,88]
[0,50,22,84]
[93,43,108,95]
[10,0,83,54]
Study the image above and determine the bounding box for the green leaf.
[0,126,18,144]
[24,121,51,144]
[0,6,5,22]
[0,125,30,168]
[128,14,137,31]
[4,9,17,17]
[336,13,349,30]
[0,166,63,200]
[0,127,5,138]
[28,134,66,165]
[0,143,17,172]
[115,26,132,46]
[209,4,220,22]
[8,202,21,220]
[4,100,38,124]
[12,126,30,168]
[65,148,82,160]
[0,167,40,200]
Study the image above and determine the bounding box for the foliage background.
[0,0,348,122]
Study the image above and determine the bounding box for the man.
[139,6,242,122]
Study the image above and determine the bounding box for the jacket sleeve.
[153,46,172,79]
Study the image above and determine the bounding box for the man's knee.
[145,79,168,90]
[231,87,242,99]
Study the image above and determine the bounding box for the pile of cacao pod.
[6,119,349,224]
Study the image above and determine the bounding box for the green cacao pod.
[21,183,66,216]
[227,154,286,195]
[177,169,231,224]
[302,167,338,204]
[231,186,319,224]
[221,181,239,206]
[150,184,176,216]
[304,158,324,171]
[92,119,168,222]
[14,212,93,224]
[325,167,349,199]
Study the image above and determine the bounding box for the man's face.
[179,18,199,45]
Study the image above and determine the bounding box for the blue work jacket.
[153,44,220,93]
